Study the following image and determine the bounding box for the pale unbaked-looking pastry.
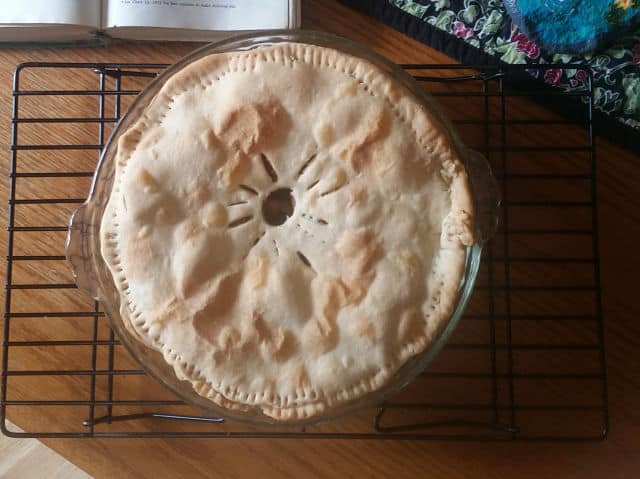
[100,42,475,421]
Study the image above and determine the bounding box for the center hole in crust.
[262,188,295,226]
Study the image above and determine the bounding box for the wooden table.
[1,1,639,477]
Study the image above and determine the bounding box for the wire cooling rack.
[1,62,608,440]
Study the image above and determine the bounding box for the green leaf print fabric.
[341,0,640,151]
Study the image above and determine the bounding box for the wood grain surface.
[1,1,639,477]
[0,420,91,478]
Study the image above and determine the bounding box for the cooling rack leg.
[482,76,502,431]
[498,75,517,438]
[84,412,225,427]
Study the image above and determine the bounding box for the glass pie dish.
[66,30,499,425]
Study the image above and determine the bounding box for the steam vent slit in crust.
[100,43,475,421]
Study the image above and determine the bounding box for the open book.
[0,0,301,45]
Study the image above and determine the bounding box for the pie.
[100,42,475,421]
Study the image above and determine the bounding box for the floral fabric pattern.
[606,0,640,24]
[367,0,640,133]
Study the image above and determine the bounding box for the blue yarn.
[505,0,640,54]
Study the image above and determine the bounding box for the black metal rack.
[1,62,608,440]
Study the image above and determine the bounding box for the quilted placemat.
[340,0,640,152]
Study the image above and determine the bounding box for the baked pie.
[100,42,475,421]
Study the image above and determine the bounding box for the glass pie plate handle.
[464,148,500,244]
[66,201,100,300]
[66,142,119,301]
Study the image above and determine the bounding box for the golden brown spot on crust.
[333,229,382,310]
[187,183,211,209]
[343,279,367,304]
[218,326,241,351]
[178,220,203,242]
[340,106,390,172]
[212,323,247,365]
[124,235,154,281]
[284,362,310,388]
[191,271,244,331]
[117,128,142,162]
[200,266,242,321]
[192,380,207,395]
[251,311,269,339]
[246,249,269,289]
[336,228,382,276]
[151,295,187,324]
[262,327,294,362]
[313,123,334,147]
[269,328,287,354]
[218,151,249,189]
[214,101,289,155]
[304,275,368,356]
[322,278,352,318]
[337,82,358,98]
[251,312,295,362]
[199,128,217,151]
[398,307,425,343]
[321,168,347,195]
[399,250,420,271]
[136,168,160,193]
[138,127,165,151]
[302,315,338,355]
[347,184,368,207]
[202,202,228,228]
[350,317,376,343]
[175,223,234,300]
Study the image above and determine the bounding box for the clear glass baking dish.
[66,30,499,426]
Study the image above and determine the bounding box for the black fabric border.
[339,0,640,153]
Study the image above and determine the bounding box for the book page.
[0,0,101,27]
[104,0,291,30]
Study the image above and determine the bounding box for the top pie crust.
[100,43,475,421]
